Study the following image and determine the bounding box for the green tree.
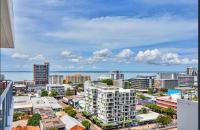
[148,88,153,94]
[41,89,48,97]
[101,79,113,85]
[156,115,172,126]
[65,88,73,96]
[64,106,77,117]
[67,109,77,117]
[64,106,73,112]
[164,108,176,118]
[81,120,91,130]
[193,95,198,101]
[48,128,59,130]
[140,107,148,114]
[27,113,41,126]
[49,89,58,97]
[160,88,168,93]
[82,111,91,118]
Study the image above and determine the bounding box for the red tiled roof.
[12,126,40,130]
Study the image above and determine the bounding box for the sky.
[1,0,198,71]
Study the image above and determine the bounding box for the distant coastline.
[1,70,183,73]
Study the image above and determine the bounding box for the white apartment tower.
[84,81,136,127]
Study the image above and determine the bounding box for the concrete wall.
[177,99,198,130]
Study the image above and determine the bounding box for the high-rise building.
[65,74,91,84]
[0,0,15,129]
[84,80,136,127]
[186,66,193,76]
[49,75,63,84]
[33,62,49,85]
[110,71,124,80]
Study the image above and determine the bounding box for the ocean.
[1,71,182,81]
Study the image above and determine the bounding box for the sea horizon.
[1,70,184,81]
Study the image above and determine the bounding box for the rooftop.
[41,117,65,129]
[136,111,160,122]
[60,115,84,130]
[12,126,40,130]
[13,96,32,109]
[34,108,56,119]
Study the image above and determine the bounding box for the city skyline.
[1,0,198,71]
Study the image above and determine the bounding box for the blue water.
[2,71,159,81]
[167,89,181,96]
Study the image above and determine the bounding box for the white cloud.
[29,54,46,61]
[93,49,112,59]
[135,49,198,65]
[44,16,197,49]
[11,53,29,59]
[116,49,134,59]
[61,50,75,57]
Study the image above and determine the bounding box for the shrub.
[81,120,91,129]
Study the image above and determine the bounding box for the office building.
[130,76,155,89]
[84,80,136,127]
[157,72,178,80]
[186,66,194,76]
[110,71,124,80]
[154,79,178,89]
[49,75,63,84]
[65,74,91,84]
[33,62,49,85]
[46,84,65,98]
[0,0,15,129]
[178,75,194,87]
[177,99,198,130]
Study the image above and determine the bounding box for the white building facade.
[84,81,136,127]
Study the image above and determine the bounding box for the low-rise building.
[12,126,40,130]
[178,75,194,87]
[46,84,65,98]
[60,115,85,130]
[136,111,160,124]
[156,95,179,110]
[13,96,33,114]
[177,99,198,130]
[34,108,56,119]
[13,84,27,94]
[40,117,65,130]
[45,97,62,112]
[31,97,62,112]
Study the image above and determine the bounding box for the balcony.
[0,80,13,130]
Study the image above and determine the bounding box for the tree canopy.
[49,89,58,97]
[27,113,41,126]
[81,120,91,129]
[156,115,172,126]
[41,89,48,97]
